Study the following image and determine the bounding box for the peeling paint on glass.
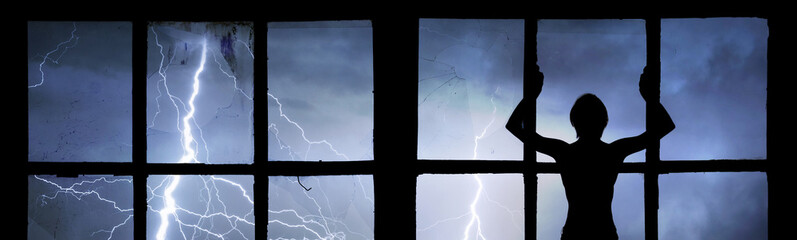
[146,21,255,164]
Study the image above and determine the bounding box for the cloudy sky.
[146,22,255,164]
[28,21,133,162]
[267,20,374,162]
[27,18,768,240]
[416,18,767,240]
[28,175,134,240]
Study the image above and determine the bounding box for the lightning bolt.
[155,35,207,240]
[267,73,374,239]
[418,87,523,239]
[29,22,79,88]
[463,88,499,240]
[267,92,350,161]
[147,24,255,240]
[268,176,374,240]
[28,22,135,240]
[266,96,376,238]
[31,175,134,239]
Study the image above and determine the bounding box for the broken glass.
[418,19,525,160]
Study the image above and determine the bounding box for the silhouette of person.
[506,66,675,240]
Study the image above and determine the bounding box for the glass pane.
[147,175,254,240]
[538,174,644,239]
[416,174,524,239]
[659,172,767,239]
[28,175,133,239]
[536,19,647,163]
[267,21,374,161]
[661,18,767,160]
[268,175,374,239]
[28,21,132,162]
[417,19,525,160]
[147,22,255,164]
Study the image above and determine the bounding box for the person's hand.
[532,65,543,99]
[639,66,658,102]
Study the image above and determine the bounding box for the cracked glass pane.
[416,174,524,239]
[537,173,644,240]
[28,21,132,162]
[146,22,255,164]
[28,175,134,239]
[659,172,767,239]
[267,21,374,162]
[660,18,767,160]
[418,19,525,160]
[536,19,647,163]
[147,175,254,240]
[268,175,374,239]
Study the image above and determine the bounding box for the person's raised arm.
[505,67,568,158]
[612,66,676,157]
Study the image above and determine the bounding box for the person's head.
[570,94,608,139]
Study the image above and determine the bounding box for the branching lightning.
[154,34,208,240]
[462,88,498,240]
[31,175,134,239]
[268,92,350,161]
[29,22,79,88]
[29,22,137,240]
[268,176,374,240]
[267,67,374,239]
[266,94,375,238]
[146,24,255,240]
[417,86,523,239]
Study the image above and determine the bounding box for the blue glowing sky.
[26,18,768,240]
[28,21,132,162]
[416,18,767,240]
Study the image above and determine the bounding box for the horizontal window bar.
[267,161,376,176]
[416,159,767,174]
[27,159,765,176]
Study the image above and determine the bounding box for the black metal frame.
[19,7,784,240]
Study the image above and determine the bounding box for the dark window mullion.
[132,19,148,240]
[416,160,524,174]
[644,17,661,240]
[525,18,538,240]
[253,19,268,240]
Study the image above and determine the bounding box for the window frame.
[20,9,781,240]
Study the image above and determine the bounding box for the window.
[22,10,780,240]
[146,21,255,164]
[28,21,133,163]
[266,20,375,239]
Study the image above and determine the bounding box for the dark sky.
[265,21,376,239]
[27,18,768,240]
[416,18,768,240]
[267,20,374,161]
[28,21,133,162]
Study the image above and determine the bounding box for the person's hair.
[570,94,608,138]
